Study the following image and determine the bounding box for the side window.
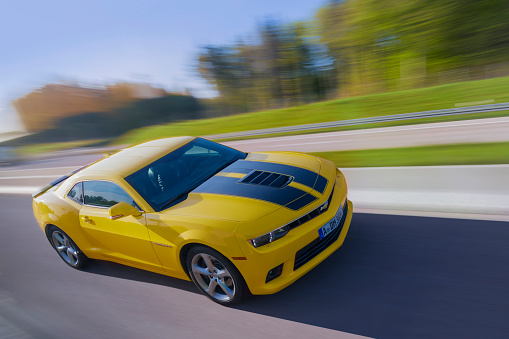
[67,182,83,204]
[83,181,137,208]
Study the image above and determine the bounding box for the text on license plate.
[318,205,343,239]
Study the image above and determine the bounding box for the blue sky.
[0,0,326,133]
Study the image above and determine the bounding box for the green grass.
[116,76,509,145]
[312,142,509,168]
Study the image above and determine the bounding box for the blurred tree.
[198,0,509,112]
[11,81,205,144]
[259,20,285,107]
[55,94,203,140]
[197,19,338,113]
[13,82,172,132]
[13,84,110,131]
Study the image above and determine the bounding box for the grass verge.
[312,142,509,168]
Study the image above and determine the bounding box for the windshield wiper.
[159,191,190,211]
[159,179,206,211]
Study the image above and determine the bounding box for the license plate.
[318,205,344,239]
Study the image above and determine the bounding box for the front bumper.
[234,195,353,295]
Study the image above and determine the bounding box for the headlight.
[249,225,290,248]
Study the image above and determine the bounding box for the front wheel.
[48,225,89,269]
[186,246,248,305]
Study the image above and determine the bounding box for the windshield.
[125,138,246,211]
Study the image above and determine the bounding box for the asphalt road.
[1,194,508,339]
[0,143,508,338]
[224,116,509,152]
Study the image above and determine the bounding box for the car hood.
[160,152,331,222]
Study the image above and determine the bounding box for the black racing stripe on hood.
[192,175,310,210]
[286,193,318,210]
[314,175,328,194]
[223,160,328,194]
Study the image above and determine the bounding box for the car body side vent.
[238,170,293,188]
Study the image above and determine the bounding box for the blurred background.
[1,0,509,162]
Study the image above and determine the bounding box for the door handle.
[81,216,93,223]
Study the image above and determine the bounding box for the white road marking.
[0,186,39,194]
[0,166,78,174]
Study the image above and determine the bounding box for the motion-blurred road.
[1,153,508,338]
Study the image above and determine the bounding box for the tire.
[186,246,248,305]
[48,225,89,269]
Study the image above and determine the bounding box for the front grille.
[294,201,348,271]
[238,170,292,188]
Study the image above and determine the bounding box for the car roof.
[81,136,196,177]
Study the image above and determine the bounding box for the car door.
[78,180,162,271]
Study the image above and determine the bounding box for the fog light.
[265,263,284,283]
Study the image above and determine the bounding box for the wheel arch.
[43,222,96,257]
[44,223,55,242]
[178,241,245,281]
[176,228,246,278]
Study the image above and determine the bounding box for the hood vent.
[238,170,293,188]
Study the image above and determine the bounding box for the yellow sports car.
[32,137,353,305]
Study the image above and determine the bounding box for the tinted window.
[185,145,219,155]
[83,181,136,208]
[125,138,246,211]
[67,182,83,204]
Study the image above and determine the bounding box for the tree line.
[8,83,203,144]
[198,0,509,113]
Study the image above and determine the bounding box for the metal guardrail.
[205,102,509,139]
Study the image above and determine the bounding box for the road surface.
[0,153,508,338]
[223,116,509,152]
[1,194,508,339]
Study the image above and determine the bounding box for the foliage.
[52,95,202,140]
[12,82,167,132]
[198,20,337,113]
[6,95,204,145]
[198,0,509,111]
[313,0,509,94]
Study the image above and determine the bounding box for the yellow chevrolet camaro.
[32,136,353,305]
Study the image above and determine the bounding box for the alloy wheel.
[190,253,236,302]
[51,230,80,267]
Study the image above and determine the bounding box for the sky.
[0,0,326,133]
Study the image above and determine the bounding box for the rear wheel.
[186,246,248,305]
[48,225,88,269]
